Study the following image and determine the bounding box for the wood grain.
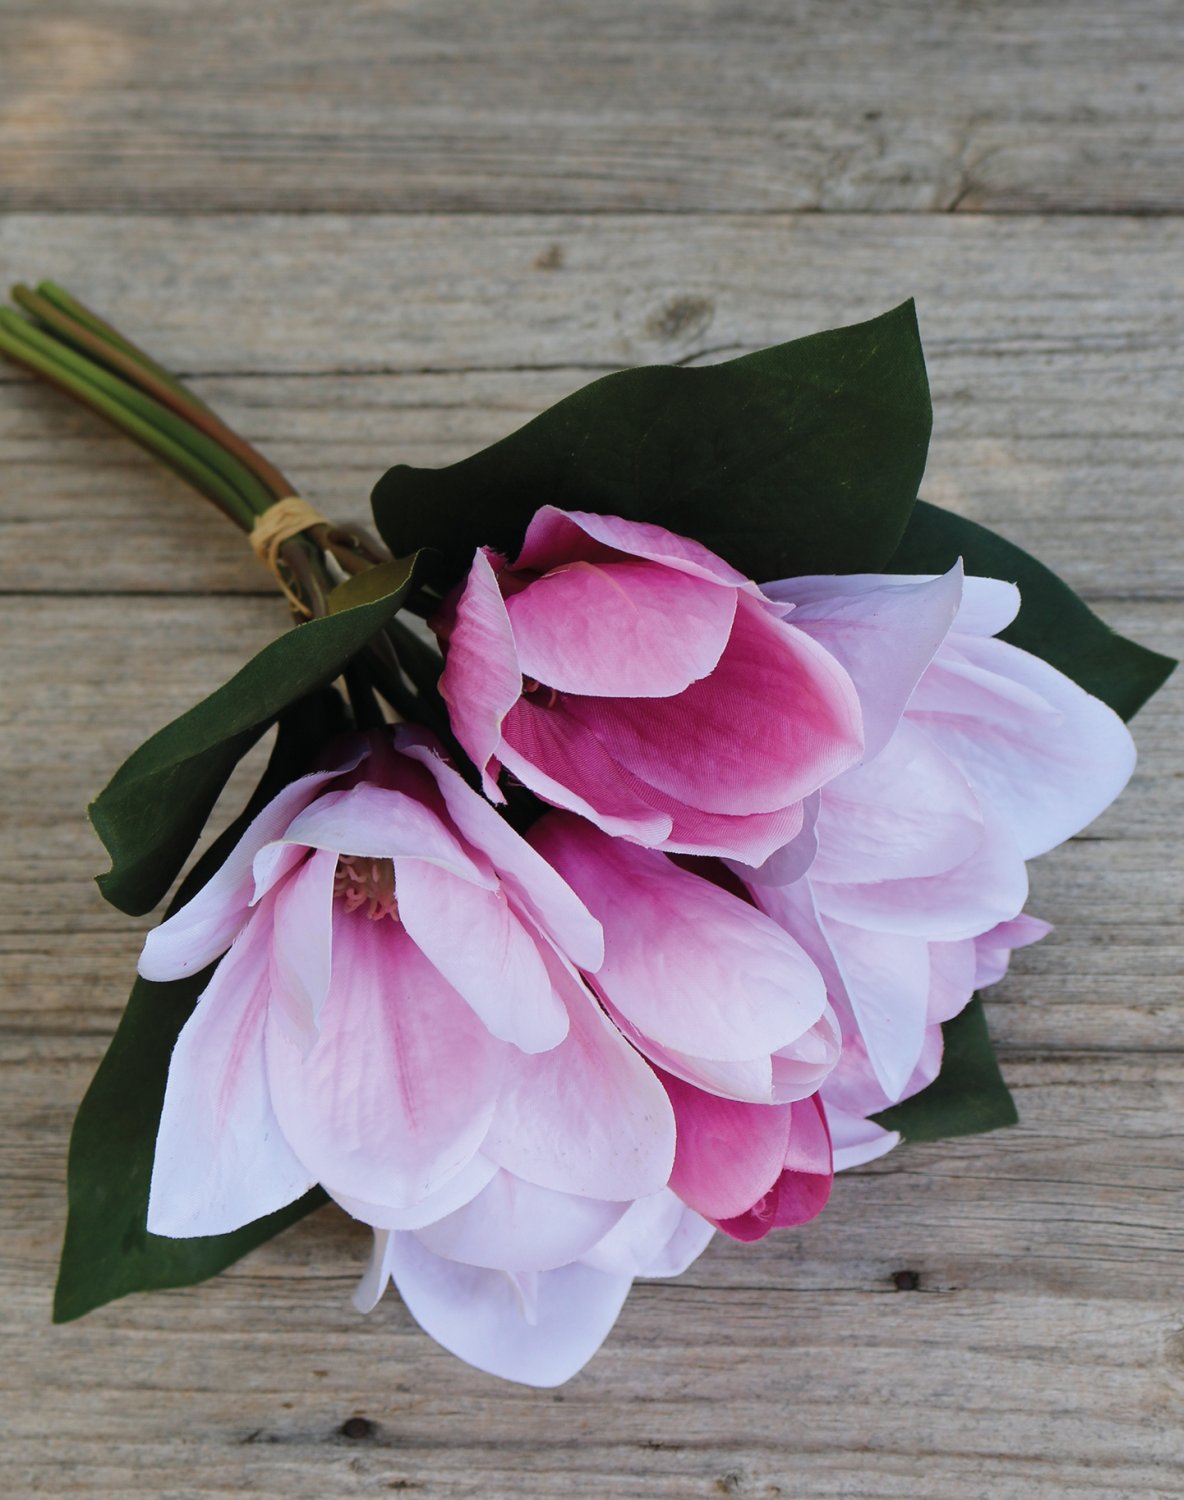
[1,1,1183,215]
[1,3,1182,1495]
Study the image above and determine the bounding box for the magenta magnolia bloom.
[435,506,863,865]
[742,566,1136,1165]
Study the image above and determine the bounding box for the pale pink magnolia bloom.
[142,725,846,1386]
[434,506,864,865]
[140,729,678,1242]
[743,566,1136,1164]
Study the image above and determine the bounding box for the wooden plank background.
[1,4,1180,1496]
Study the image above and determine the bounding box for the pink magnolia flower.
[140,731,845,1384]
[434,506,863,865]
[140,729,676,1242]
[741,566,1136,1164]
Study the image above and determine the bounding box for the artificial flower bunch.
[1,288,1171,1386]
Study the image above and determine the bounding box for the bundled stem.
[0,282,433,721]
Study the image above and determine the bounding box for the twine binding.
[250,496,328,613]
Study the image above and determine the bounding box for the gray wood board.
[1,1,1182,214]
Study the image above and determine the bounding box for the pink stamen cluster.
[333,855,400,921]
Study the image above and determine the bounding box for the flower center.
[522,676,561,708]
[333,855,400,921]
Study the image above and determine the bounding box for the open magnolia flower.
[139,723,846,1383]
[19,290,1167,1390]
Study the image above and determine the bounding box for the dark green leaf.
[871,996,1018,1142]
[54,691,345,1323]
[886,501,1175,721]
[372,302,931,590]
[327,557,420,614]
[91,552,420,916]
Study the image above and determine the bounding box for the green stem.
[12,285,295,505]
[36,281,210,409]
[0,314,257,531]
[0,309,273,521]
[2,282,389,619]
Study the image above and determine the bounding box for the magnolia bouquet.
[2,287,1172,1387]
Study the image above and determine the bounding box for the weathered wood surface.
[1,1,1184,215]
[1,5,1182,1497]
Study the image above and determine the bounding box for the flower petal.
[147,897,314,1237]
[400,735,604,972]
[559,597,862,816]
[974,912,1053,988]
[267,846,337,1044]
[732,792,820,886]
[818,916,932,1101]
[713,1096,832,1241]
[483,945,676,1201]
[810,721,984,885]
[275,784,489,880]
[817,815,1028,942]
[582,1189,715,1278]
[415,1171,629,1272]
[395,857,569,1053]
[766,567,963,760]
[952,575,1021,637]
[639,791,807,865]
[927,938,978,1025]
[265,912,503,1212]
[436,548,524,800]
[137,754,364,982]
[499,705,674,846]
[333,1154,499,1232]
[662,1070,792,1220]
[377,1231,636,1387]
[515,506,752,590]
[534,817,827,1062]
[910,633,1137,859]
[506,558,736,697]
[823,1102,900,1171]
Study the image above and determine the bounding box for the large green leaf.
[91,552,420,916]
[371,302,931,591]
[54,690,346,1323]
[886,502,1175,721]
[872,996,1018,1143]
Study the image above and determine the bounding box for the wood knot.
[341,1415,375,1440]
[646,294,715,342]
[533,243,564,271]
[893,1269,922,1292]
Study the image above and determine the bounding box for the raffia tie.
[249,496,328,614]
